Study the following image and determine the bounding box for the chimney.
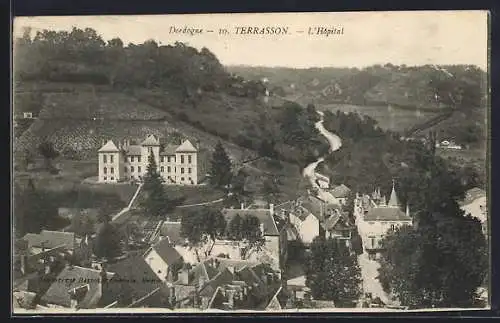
[269,203,274,216]
[260,223,265,235]
[241,203,245,210]
[41,241,46,253]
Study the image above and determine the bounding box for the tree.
[226,214,265,259]
[180,208,227,259]
[208,141,232,189]
[261,175,282,203]
[305,236,362,307]
[38,141,59,170]
[93,220,123,260]
[14,180,69,237]
[70,213,96,237]
[141,152,169,217]
[378,213,487,309]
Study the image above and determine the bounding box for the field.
[14,158,138,214]
[318,103,439,133]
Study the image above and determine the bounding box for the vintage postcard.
[12,11,489,314]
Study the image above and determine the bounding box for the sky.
[13,11,489,69]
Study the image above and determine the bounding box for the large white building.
[354,181,413,258]
[97,134,208,185]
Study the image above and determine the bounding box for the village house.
[40,265,115,309]
[97,134,209,185]
[143,238,184,282]
[314,172,330,189]
[276,194,355,248]
[220,201,288,272]
[329,184,352,205]
[99,254,171,308]
[354,181,413,259]
[460,187,488,237]
[167,257,285,311]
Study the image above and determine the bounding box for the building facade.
[354,181,413,258]
[97,135,208,185]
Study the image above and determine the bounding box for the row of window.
[103,167,114,174]
[159,166,191,174]
[103,177,115,181]
[104,166,192,175]
[104,154,194,164]
[102,155,114,163]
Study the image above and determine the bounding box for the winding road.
[302,109,392,307]
[302,111,342,204]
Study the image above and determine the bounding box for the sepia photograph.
[11,11,489,313]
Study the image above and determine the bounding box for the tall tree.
[208,141,232,189]
[180,208,227,259]
[261,175,282,204]
[305,236,362,307]
[141,152,168,217]
[226,214,265,259]
[93,218,123,260]
[38,141,59,170]
[378,213,487,309]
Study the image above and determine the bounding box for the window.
[188,155,192,163]
[104,177,107,180]
[103,167,107,174]
[124,167,128,173]
[148,147,152,154]
[181,155,184,164]
[161,156,165,163]
[161,166,164,172]
[181,177,185,181]
[138,166,141,173]
[103,155,107,163]
[110,167,114,174]
[131,156,134,162]
[167,166,171,173]
[110,155,114,163]
[188,168,192,174]
[138,156,141,163]
[167,156,171,163]
[181,168,184,174]
[111,177,114,181]
[130,166,134,172]
[390,224,396,231]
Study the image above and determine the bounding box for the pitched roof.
[159,222,182,245]
[364,207,412,222]
[23,230,76,251]
[160,145,178,156]
[41,266,114,308]
[141,135,160,146]
[330,184,351,198]
[125,145,142,155]
[176,139,197,152]
[221,208,280,236]
[98,140,119,152]
[103,255,163,306]
[151,238,183,266]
